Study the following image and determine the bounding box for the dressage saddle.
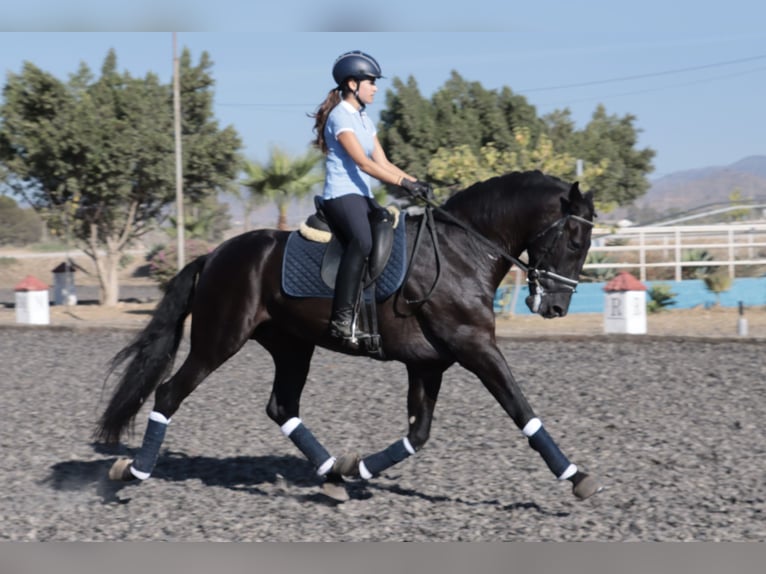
[301,196,398,290]
[293,197,400,356]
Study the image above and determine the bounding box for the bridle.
[524,214,594,313]
[397,191,594,313]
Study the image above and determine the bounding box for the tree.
[0,195,42,245]
[568,105,656,210]
[242,147,324,230]
[0,48,242,305]
[378,73,655,209]
[379,76,437,180]
[167,194,231,242]
[379,71,544,181]
[426,127,608,203]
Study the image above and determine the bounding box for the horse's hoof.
[572,473,602,500]
[332,453,361,477]
[108,458,136,482]
[321,479,350,502]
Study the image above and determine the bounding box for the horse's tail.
[95,254,208,444]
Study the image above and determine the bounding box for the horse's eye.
[568,239,581,251]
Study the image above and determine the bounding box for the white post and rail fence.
[585,222,766,282]
[495,221,766,316]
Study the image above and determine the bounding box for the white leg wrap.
[358,461,373,480]
[130,466,151,480]
[522,417,542,437]
[558,464,578,480]
[149,410,170,424]
[317,457,336,477]
[280,417,302,437]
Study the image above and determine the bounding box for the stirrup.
[329,319,367,341]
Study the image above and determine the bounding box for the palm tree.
[242,147,324,230]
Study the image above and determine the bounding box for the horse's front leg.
[333,362,446,479]
[261,334,337,474]
[454,335,601,500]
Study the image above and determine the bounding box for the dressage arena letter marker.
[359,437,415,479]
[280,417,336,476]
[131,411,171,480]
[522,417,577,480]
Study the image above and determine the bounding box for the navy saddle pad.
[282,214,407,301]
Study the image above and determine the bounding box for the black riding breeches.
[321,193,376,257]
[322,194,379,316]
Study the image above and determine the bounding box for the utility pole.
[173,32,185,270]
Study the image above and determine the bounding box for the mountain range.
[631,155,766,221]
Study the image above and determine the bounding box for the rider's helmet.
[332,51,383,86]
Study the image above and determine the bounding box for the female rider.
[311,50,430,341]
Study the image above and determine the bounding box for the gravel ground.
[1,324,764,541]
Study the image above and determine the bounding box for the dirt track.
[1,315,764,541]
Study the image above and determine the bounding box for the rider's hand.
[400,178,433,200]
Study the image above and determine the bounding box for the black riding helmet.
[332,50,383,86]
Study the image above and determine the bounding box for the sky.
[0,2,765,180]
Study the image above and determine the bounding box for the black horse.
[97,170,601,501]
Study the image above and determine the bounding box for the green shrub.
[147,240,211,291]
[581,252,617,283]
[646,284,676,313]
[682,249,713,280]
[703,270,732,306]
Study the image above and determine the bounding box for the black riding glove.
[400,178,433,200]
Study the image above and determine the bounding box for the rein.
[394,203,443,312]
[398,192,593,311]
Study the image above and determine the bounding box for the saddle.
[282,197,407,355]
[300,196,400,289]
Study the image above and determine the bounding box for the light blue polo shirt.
[323,100,377,199]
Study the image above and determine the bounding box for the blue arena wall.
[495,277,766,315]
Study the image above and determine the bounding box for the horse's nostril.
[552,305,565,317]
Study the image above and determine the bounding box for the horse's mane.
[443,170,571,226]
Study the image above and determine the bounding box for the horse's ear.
[562,182,595,217]
[568,181,582,201]
[560,181,580,214]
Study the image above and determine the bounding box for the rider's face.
[355,77,378,106]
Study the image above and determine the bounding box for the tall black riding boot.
[329,245,367,341]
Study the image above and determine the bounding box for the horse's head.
[524,182,595,318]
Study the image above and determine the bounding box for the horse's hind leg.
[259,329,337,479]
[110,353,218,482]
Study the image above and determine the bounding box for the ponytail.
[309,87,347,154]
[310,88,342,154]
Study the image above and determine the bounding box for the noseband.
[525,214,594,313]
